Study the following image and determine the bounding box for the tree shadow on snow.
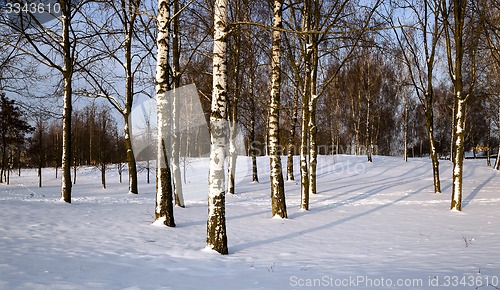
[316,161,428,196]
[178,208,269,228]
[232,182,433,253]
[462,174,497,209]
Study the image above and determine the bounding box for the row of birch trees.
[196,0,500,253]
[2,0,500,254]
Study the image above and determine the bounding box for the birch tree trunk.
[227,39,241,195]
[495,151,500,170]
[227,105,238,193]
[247,75,259,182]
[287,83,299,181]
[207,0,229,254]
[424,1,441,193]
[495,95,500,170]
[308,93,318,195]
[403,92,408,162]
[269,0,287,219]
[60,0,73,203]
[227,0,246,194]
[122,0,139,195]
[451,98,466,211]
[300,0,313,211]
[155,0,175,227]
[123,118,138,194]
[395,0,441,190]
[247,82,259,182]
[250,116,259,182]
[331,97,340,156]
[365,95,373,162]
[354,91,362,155]
[426,85,441,192]
[54,131,59,179]
[37,117,43,188]
[300,95,310,210]
[427,108,441,192]
[443,0,470,211]
[486,120,491,167]
[73,145,77,185]
[308,33,319,196]
[450,98,456,162]
[172,0,185,207]
[362,56,372,163]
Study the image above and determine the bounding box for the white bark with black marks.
[155,0,175,227]
[300,0,312,211]
[495,95,500,170]
[451,97,466,211]
[207,0,229,255]
[442,0,475,211]
[269,0,287,219]
[60,0,72,203]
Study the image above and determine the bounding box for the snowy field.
[1,155,499,290]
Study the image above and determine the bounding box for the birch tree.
[392,0,442,193]
[171,0,185,207]
[159,0,210,205]
[226,0,265,194]
[207,0,229,254]
[121,0,141,195]
[33,113,45,188]
[249,74,259,183]
[1,0,84,202]
[403,86,410,162]
[361,48,374,163]
[496,100,500,169]
[299,0,312,210]
[155,0,175,227]
[293,0,378,209]
[282,14,302,182]
[60,0,76,201]
[239,64,260,183]
[80,0,153,194]
[226,0,242,195]
[441,0,478,211]
[286,79,299,181]
[307,3,320,199]
[269,0,287,218]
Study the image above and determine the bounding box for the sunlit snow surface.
[1,155,499,289]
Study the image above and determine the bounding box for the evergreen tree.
[0,93,33,183]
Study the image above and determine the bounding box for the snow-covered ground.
[1,155,499,290]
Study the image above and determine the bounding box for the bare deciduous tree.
[392,0,443,193]
[441,0,479,211]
